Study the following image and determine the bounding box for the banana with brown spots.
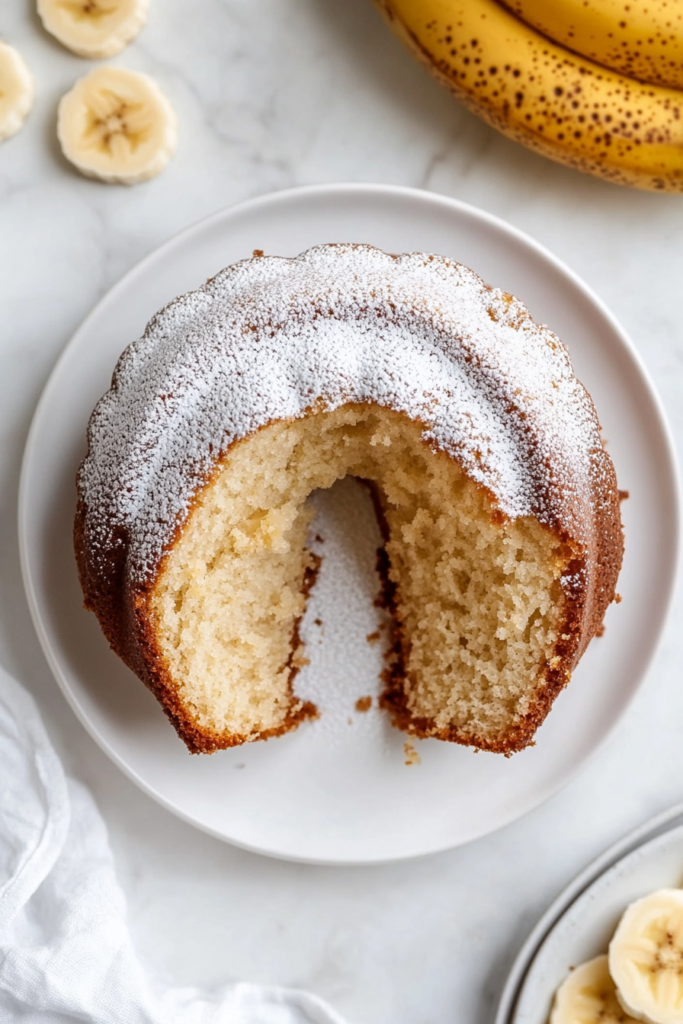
[501,0,683,91]
[375,0,683,192]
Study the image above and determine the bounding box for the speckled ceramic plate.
[18,184,679,864]
[500,804,683,1024]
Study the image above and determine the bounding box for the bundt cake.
[74,243,623,755]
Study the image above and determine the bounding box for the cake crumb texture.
[151,405,573,751]
[74,244,623,754]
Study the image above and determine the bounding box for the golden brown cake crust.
[74,244,624,755]
[74,480,321,754]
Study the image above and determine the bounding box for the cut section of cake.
[74,244,623,754]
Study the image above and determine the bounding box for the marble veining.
[1,2,683,1023]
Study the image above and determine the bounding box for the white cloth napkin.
[0,666,348,1024]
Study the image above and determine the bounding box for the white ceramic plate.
[18,184,679,864]
[496,801,683,1024]
[511,816,683,1024]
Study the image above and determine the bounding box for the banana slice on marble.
[0,42,34,143]
[551,955,640,1024]
[609,889,683,1024]
[57,66,177,184]
[37,0,148,60]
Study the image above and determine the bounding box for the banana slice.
[37,0,148,60]
[551,955,640,1024]
[57,66,177,185]
[609,889,683,1024]
[0,42,34,143]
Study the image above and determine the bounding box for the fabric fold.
[0,667,348,1024]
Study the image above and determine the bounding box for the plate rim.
[17,182,683,863]
[496,800,683,1024]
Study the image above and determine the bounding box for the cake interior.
[150,402,570,749]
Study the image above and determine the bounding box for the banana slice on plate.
[37,0,149,60]
[551,955,640,1024]
[57,66,177,185]
[609,888,683,1024]
[0,41,34,143]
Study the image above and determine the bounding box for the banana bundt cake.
[74,243,623,755]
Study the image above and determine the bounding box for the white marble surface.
[2,1,683,1022]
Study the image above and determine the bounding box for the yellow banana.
[502,0,683,90]
[376,0,683,192]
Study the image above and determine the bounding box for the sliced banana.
[57,66,177,185]
[609,889,683,1024]
[551,955,640,1024]
[37,0,148,60]
[0,42,34,143]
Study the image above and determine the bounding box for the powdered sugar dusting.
[78,244,610,583]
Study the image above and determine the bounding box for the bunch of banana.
[375,0,683,192]
[503,0,683,89]
[551,889,683,1024]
